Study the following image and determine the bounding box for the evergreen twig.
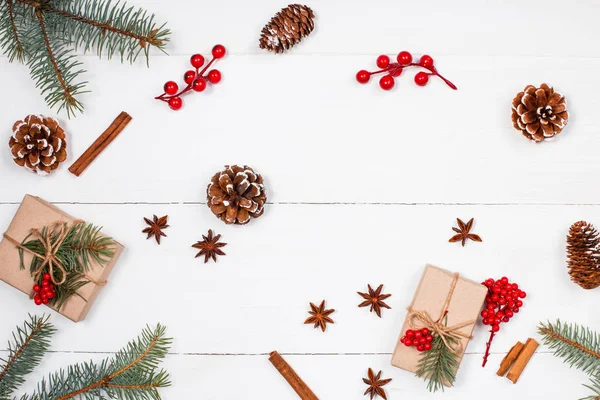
[415,325,460,392]
[0,315,55,400]
[20,324,171,400]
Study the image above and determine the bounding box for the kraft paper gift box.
[391,264,487,379]
[0,194,124,322]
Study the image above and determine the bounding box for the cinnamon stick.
[497,341,524,376]
[269,351,318,400]
[68,111,131,176]
[506,338,538,384]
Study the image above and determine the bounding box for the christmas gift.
[391,264,487,390]
[0,195,123,322]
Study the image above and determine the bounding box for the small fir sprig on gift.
[538,320,600,399]
[414,316,460,392]
[0,0,170,117]
[0,315,55,399]
[16,222,115,309]
[19,324,171,400]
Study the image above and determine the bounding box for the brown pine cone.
[259,4,315,54]
[207,165,267,225]
[9,115,67,175]
[511,83,569,142]
[567,221,600,290]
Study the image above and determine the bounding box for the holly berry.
[379,75,395,90]
[43,273,51,281]
[406,329,415,338]
[212,44,226,59]
[168,97,183,110]
[356,70,370,84]
[190,54,205,68]
[419,55,434,68]
[34,295,42,305]
[33,284,41,293]
[376,55,390,68]
[397,51,413,65]
[163,81,178,95]
[192,78,207,92]
[184,70,196,84]
[208,70,221,84]
[401,328,434,352]
[414,72,429,86]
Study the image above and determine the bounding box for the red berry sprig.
[356,51,457,91]
[480,277,526,367]
[399,327,434,352]
[155,44,226,110]
[32,273,56,306]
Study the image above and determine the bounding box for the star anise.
[363,368,392,400]
[449,217,482,247]
[142,215,169,244]
[304,300,335,332]
[192,229,227,263]
[358,284,391,318]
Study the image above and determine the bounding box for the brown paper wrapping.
[391,264,487,378]
[0,194,124,322]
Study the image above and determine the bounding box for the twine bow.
[406,273,476,355]
[3,220,84,285]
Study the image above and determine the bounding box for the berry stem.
[482,330,496,367]
[155,57,217,102]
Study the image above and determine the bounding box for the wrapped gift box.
[391,264,487,378]
[0,194,124,322]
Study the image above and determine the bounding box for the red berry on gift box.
[42,280,49,287]
[419,337,427,345]
[212,44,226,59]
[48,290,56,299]
[412,339,419,346]
[190,54,205,68]
[397,51,413,65]
[34,295,42,305]
[414,72,429,86]
[400,336,406,343]
[208,70,222,84]
[42,297,49,304]
[406,329,415,338]
[43,273,51,281]
[426,335,433,343]
[379,75,395,90]
[421,328,430,336]
[424,343,432,351]
[417,344,425,352]
[404,339,412,347]
[356,70,370,84]
[377,55,390,68]
[48,283,54,290]
[192,78,207,92]
[420,55,434,68]
[414,331,422,339]
[163,81,178,95]
[168,97,183,110]
[184,70,196,85]
[33,284,41,293]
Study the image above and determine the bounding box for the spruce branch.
[538,320,600,377]
[21,324,171,400]
[0,0,25,61]
[0,314,55,400]
[415,333,459,392]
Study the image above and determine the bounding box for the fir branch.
[0,0,25,62]
[0,315,55,399]
[21,324,171,400]
[538,320,600,377]
[415,334,459,392]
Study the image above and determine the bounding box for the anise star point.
[192,229,227,263]
[449,217,482,247]
[304,300,335,332]
[358,284,391,318]
[142,214,169,244]
[363,368,392,400]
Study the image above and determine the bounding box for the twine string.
[406,273,476,355]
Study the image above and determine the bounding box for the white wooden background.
[1,0,600,398]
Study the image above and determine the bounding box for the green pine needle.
[415,333,459,392]
[20,324,172,400]
[0,314,55,400]
[18,222,116,310]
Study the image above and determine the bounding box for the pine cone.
[8,115,67,175]
[259,4,315,54]
[207,165,267,225]
[567,221,600,290]
[511,83,569,142]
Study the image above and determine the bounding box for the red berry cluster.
[399,327,434,352]
[356,51,457,91]
[480,277,526,367]
[155,44,226,110]
[32,273,56,305]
